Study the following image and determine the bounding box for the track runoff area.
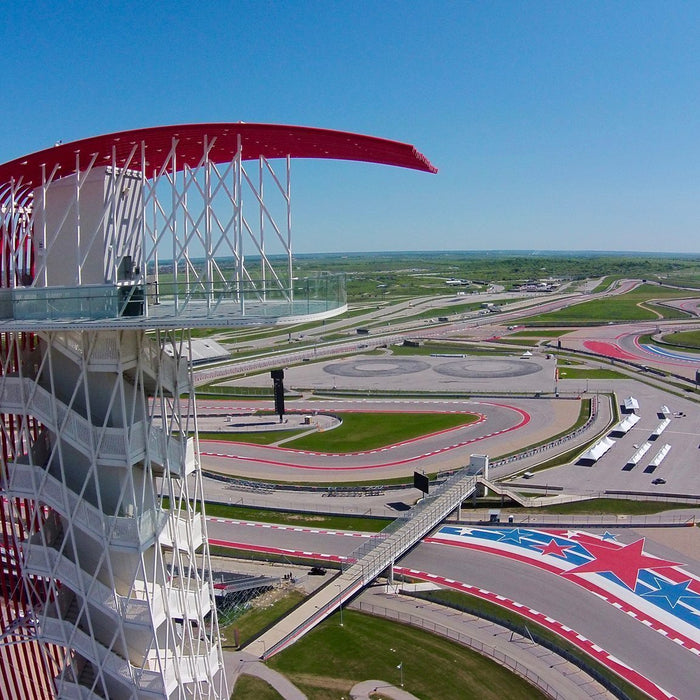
[201,331,700,698]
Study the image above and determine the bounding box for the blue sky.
[2,1,699,254]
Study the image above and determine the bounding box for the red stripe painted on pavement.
[201,404,530,471]
[582,340,640,362]
[201,402,529,458]
[425,535,700,654]
[207,517,370,537]
[393,566,675,700]
[208,538,353,562]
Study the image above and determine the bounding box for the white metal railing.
[158,512,204,551]
[147,426,195,477]
[2,376,194,472]
[1,377,130,462]
[144,646,220,688]
[141,336,188,394]
[55,679,104,700]
[253,470,478,659]
[41,617,165,695]
[8,461,167,549]
[49,330,186,395]
[23,545,153,627]
[167,582,212,620]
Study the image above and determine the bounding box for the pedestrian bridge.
[243,470,478,659]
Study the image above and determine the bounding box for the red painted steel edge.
[0,123,437,188]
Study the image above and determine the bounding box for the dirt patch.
[284,513,327,522]
[288,673,354,692]
[249,584,301,610]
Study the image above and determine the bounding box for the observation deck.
[0,273,346,331]
[0,123,434,334]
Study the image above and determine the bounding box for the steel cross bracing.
[0,329,227,699]
[0,124,433,699]
[244,470,478,660]
[0,137,309,328]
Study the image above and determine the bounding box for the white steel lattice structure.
[0,123,436,699]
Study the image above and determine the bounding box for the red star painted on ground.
[532,539,574,558]
[565,538,682,590]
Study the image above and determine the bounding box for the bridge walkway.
[242,469,478,659]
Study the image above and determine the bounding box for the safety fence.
[351,599,628,700]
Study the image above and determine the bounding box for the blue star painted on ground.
[497,528,531,544]
[641,576,700,608]
[602,531,617,541]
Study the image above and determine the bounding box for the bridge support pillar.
[382,561,396,592]
[470,454,490,496]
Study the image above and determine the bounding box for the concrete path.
[352,585,615,700]
[350,680,419,699]
[225,588,611,700]
[226,650,307,699]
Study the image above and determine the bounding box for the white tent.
[580,436,616,462]
[649,444,671,468]
[651,418,670,438]
[627,441,652,466]
[623,396,640,412]
[611,414,641,434]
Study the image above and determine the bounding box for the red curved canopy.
[0,123,436,188]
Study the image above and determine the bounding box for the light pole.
[337,584,344,626]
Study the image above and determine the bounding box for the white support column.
[171,138,179,313]
[204,141,213,312]
[235,138,244,313]
[259,155,266,301]
[287,155,293,302]
[74,152,81,286]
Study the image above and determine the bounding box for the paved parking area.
[221,352,559,395]
[508,378,700,499]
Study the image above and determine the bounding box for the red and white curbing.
[207,517,370,537]
[208,538,353,563]
[393,566,676,700]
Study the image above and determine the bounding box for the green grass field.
[231,675,283,700]
[210,411,480,453]
[532,498,694,516]
[204,502,390,531]
[557,367,627,379]
[288,411,479,452]
[222,589,307,650]
[659,329,700,351]
[410,589,646,700]
[262,609,545,700]
[198,429,304,445]
[509,329,569,337]
[520,283,694,324]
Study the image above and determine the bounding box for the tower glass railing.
[0,272,346,325]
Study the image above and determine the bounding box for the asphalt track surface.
[198,396,581,482]
[209,516,700,699]
[208,518,700,698]
[559,321,700,381]
[199,286,700,695]
[402,534,699,700]
[511,378,700,499]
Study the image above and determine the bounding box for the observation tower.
[0,123,435,699]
